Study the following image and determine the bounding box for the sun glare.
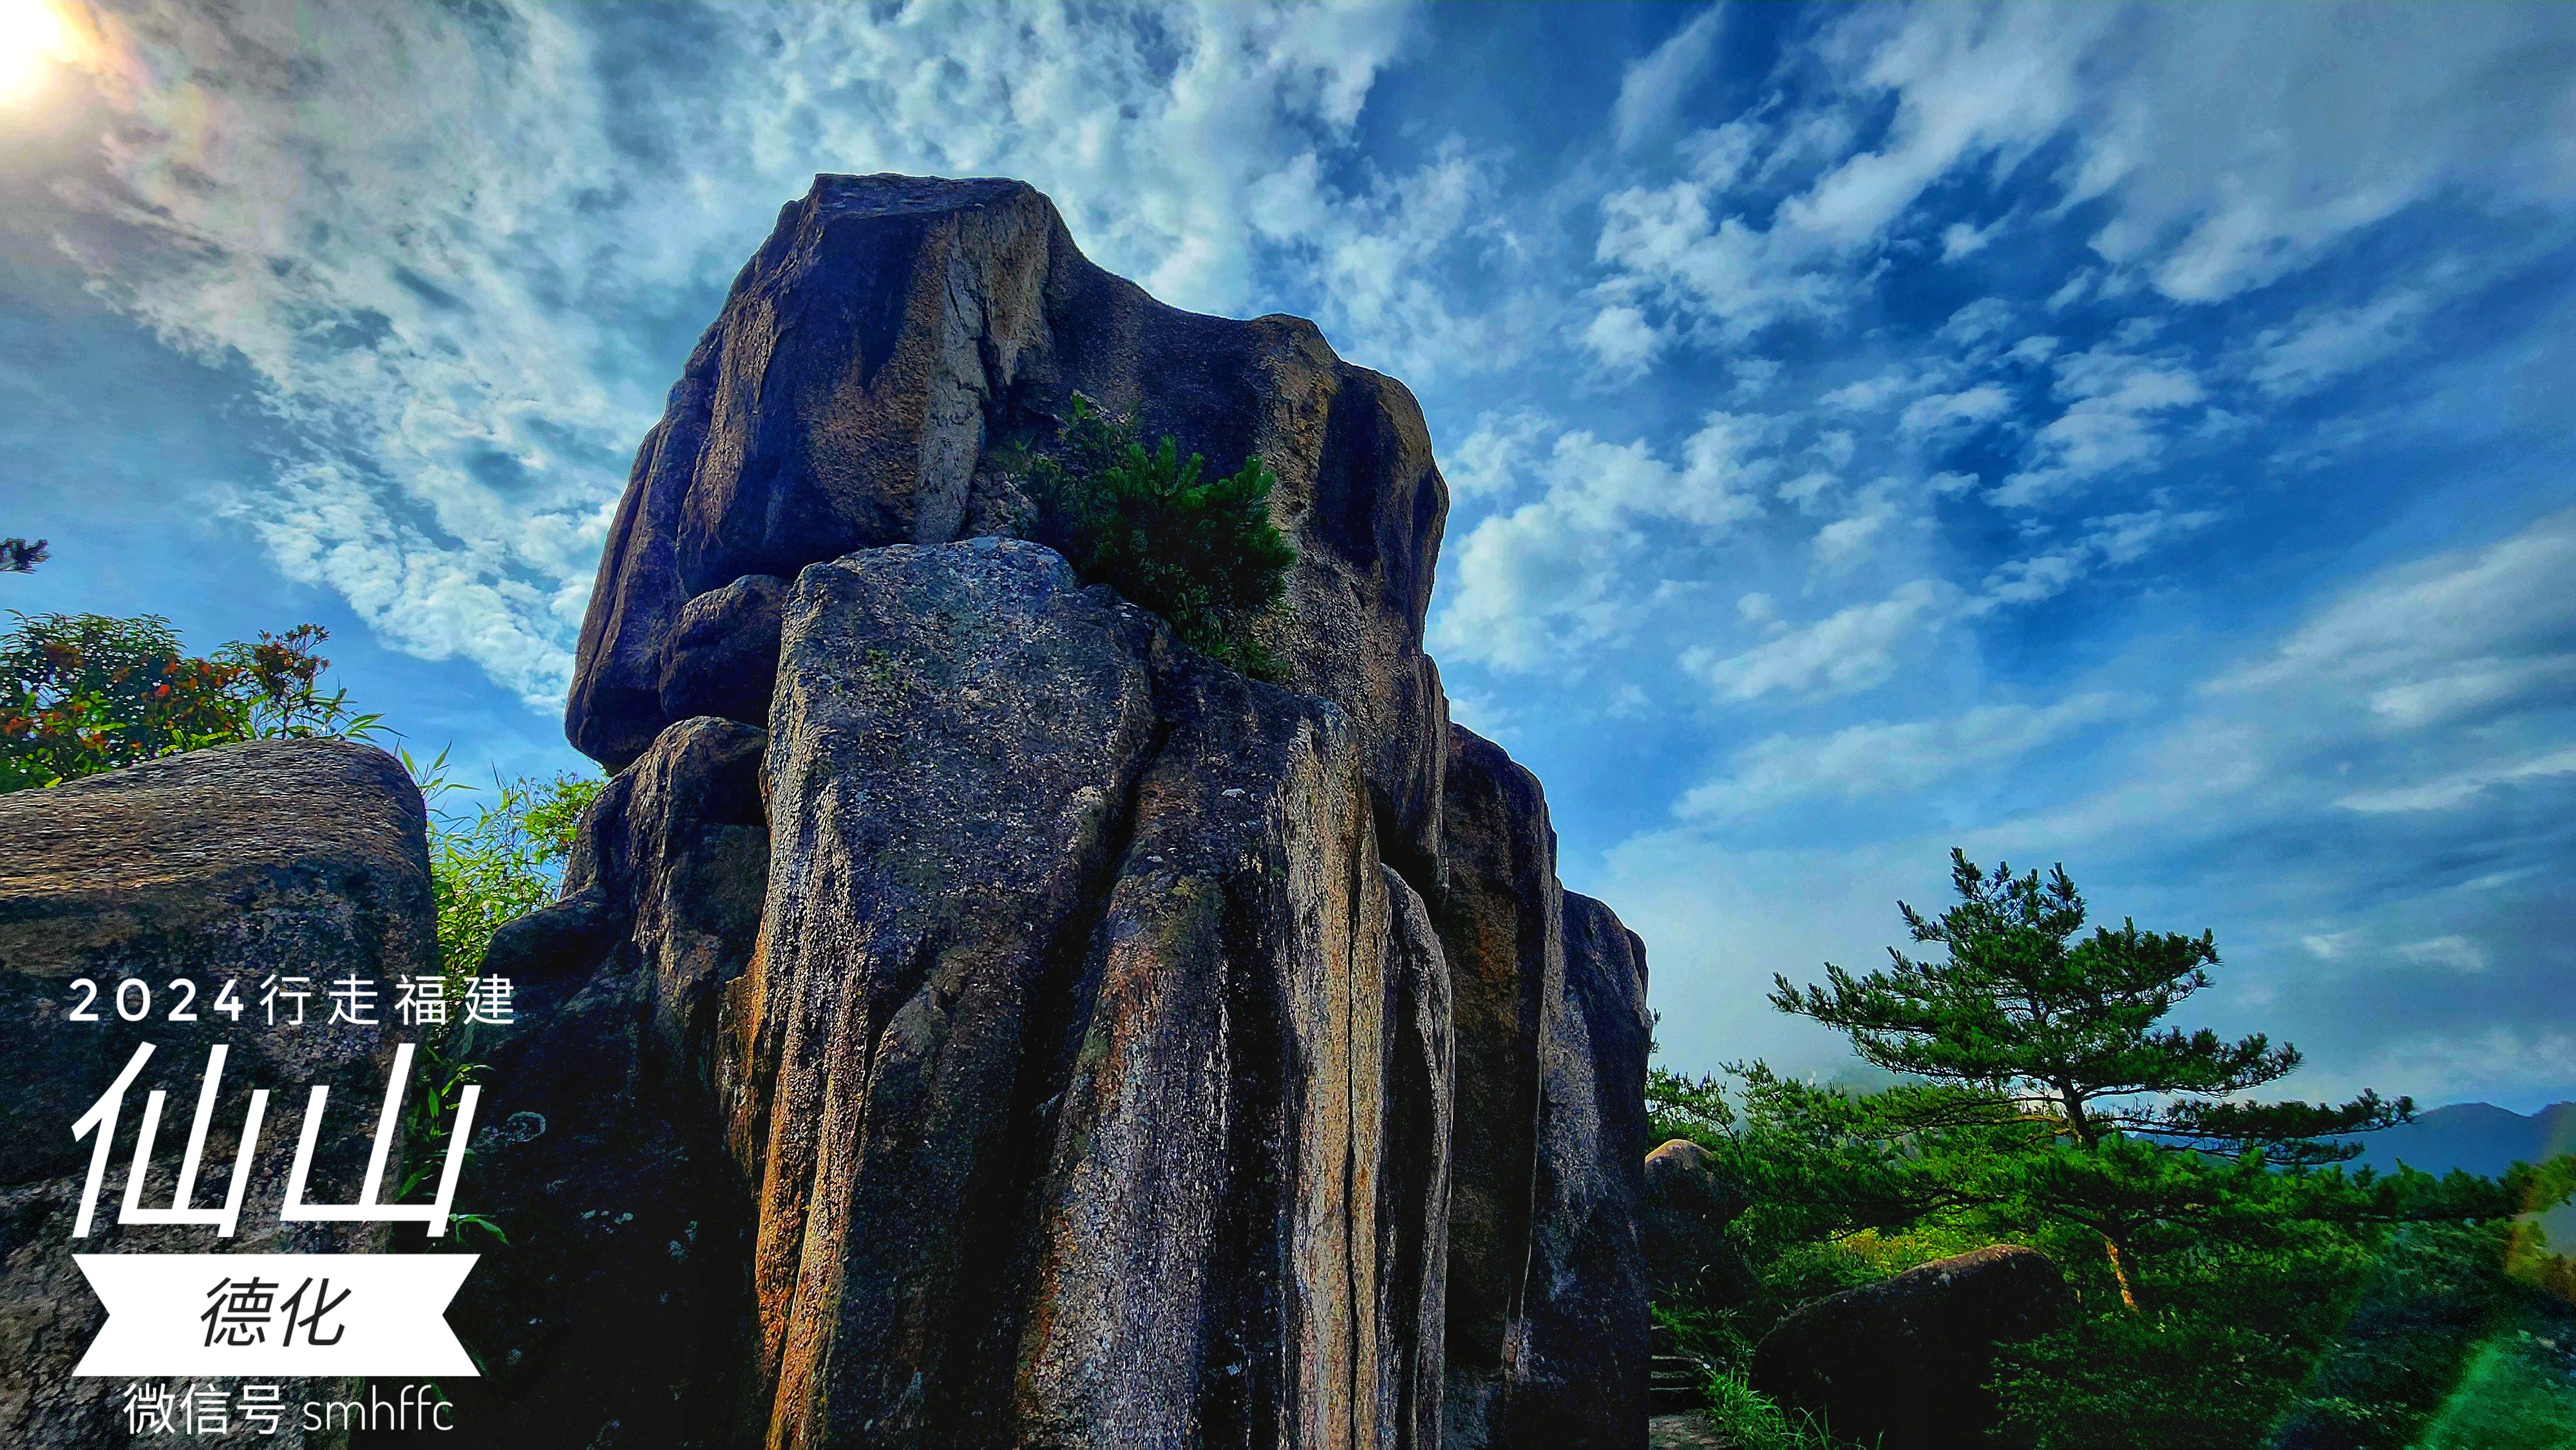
[0,0,74,104]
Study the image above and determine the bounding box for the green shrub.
[1,612,379,791]
[1005,393,1296,678]
[409,751,603,975]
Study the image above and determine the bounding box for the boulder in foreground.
[1752,1243,2073,1450]
[0,740,427,1448]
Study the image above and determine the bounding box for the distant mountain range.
[2344,1100,2576,1248]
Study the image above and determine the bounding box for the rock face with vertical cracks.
[1513,892,1652,1450]
[565,174,1451,881]
[715,538,1452,1449]
[1434,728,1652,1450]
[451,173,1652,1450]
[0,740,422,1449]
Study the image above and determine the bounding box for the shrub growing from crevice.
[1001,393,1296,679]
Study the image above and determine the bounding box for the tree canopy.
[1,613,379,791]
[1770,849,2409,1164]
[1651,848,2576,1449]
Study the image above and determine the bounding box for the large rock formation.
[0,740,429,1448]
[567,174,1450,883]
[526,173,1649,1447]
[1432,730,1651,1449]
[0,175,1644,1450]
[1750,1245,2073,1450]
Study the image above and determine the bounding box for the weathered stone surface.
[1645,1413,1727,1450]
[1751,1245,2074,1450]
[0,740,425,1448]
[1378,865,1454,1450]
[659,574,789,731]
[1434,724,1562,1398]
[1434,728,1654,1450]
[1504,890,1651,1450]
[1641,1140,1755,1309]
[566,174,1451,880]
[715,538,1452,1449]
[432,714,772,1450]
[737,539,1163,1449]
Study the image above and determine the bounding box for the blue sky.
[6,2,2575,1111]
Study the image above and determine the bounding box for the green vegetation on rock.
[400,751,601,1251]
[409,749,601,974]
[1003,392,1296,679]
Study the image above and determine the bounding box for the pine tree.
[1005,394,1296,678]
[1771,849,2413,1306]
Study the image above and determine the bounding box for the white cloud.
[2334,747,2576,815]
[1683,578,1962,702]
[1678,692,2136,818]
[1594,5,2576,377]
[1938,297,2015,344]
[1811,504,1893,572]
[2337,1028,2576,1106]
[1896,381,2011,438]
[1245,137,1522,381]
[1940,218,2002,260]
[2072,8,2576,302]
[1777,470,1836,513]
[1444,410,1553,502]
[1613,5,1727,153]
[1819,370,1914,411]
[2004,334,2060,366]
[1434,411,1770,670]
[1996,506,2576,862]
[1991,340,2205,507]
[2245,286,2434,399]
[2216,506,2576,728]
[1980,506,2219,605]
[1731,356,1785,399]
[2393,936,2492,974]
[1594,6,2110,341]
[49,0,1457,707]
[1581,303,1664,376]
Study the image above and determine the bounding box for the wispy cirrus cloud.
[1677,691,2139,820]
[37,0,1488,705]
